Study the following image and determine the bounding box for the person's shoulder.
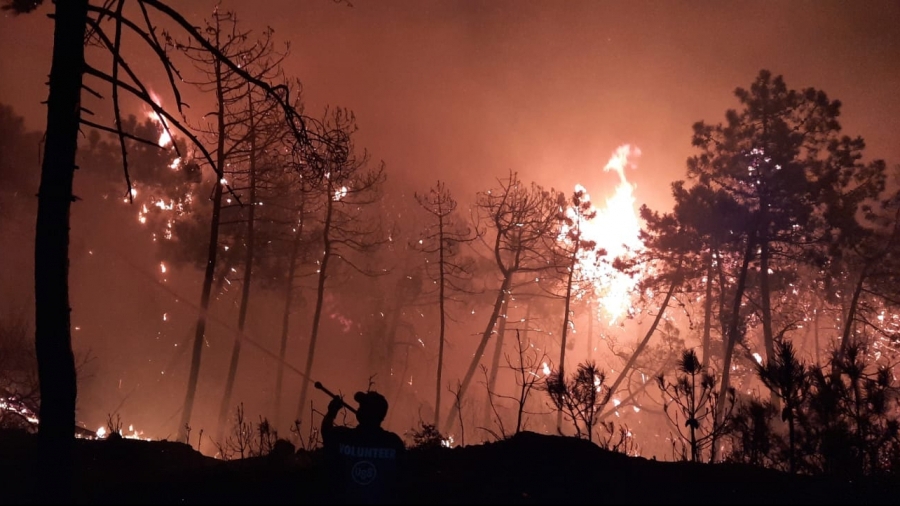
[385,430,406,451]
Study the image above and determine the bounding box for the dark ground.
[1,429,898,504]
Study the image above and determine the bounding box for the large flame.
[570,144,644,324]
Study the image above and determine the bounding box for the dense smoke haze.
[1,0,899,462]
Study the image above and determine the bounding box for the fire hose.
[314,381,358,414]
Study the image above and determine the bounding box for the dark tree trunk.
[702,253,714,368]
[712,227,757,461]
[34,0,88,500]
[435,214,447,428]
[275,210,303,430]
[217,107,258,440]
[484,294,510,428]
[556,248,579,432]
[296,187,334,422]
[604,267,681,406]
[178,55,227,442]
[839,267,866,358]
[514,301,533,433]
[444,272,513,433]
[586,300,594,360]
[759,234,776,363]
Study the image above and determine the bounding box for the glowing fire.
[1,395,151,441]
[95,423,151,441]
[0,396,39,426]
[146,91,172,147]
[567,144,644,323]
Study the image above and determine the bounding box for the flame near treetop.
[570,144,644,324]
[146,90,172,147]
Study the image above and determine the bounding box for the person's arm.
[321,396,344,442]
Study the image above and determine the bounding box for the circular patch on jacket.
[351,460,377,485]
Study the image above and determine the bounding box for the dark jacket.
[321,423,406,504]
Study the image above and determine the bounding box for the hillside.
[1,429,898,504]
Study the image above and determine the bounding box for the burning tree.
[6,0,318,496]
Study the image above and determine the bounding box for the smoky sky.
[2,0,899,209]
[1,0,899,448]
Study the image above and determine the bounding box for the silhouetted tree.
[6,2,317,493]
[295,109,387,423]
[686,71,887,448]
[444,172,562,433]
[830,187,900,362]
[658,349,735,462]
[5,1,90,498]
[262,176,322,430]
[176,10,264,441]
[756,339,809,473]
[727,397,779,468]
[552,186,599,402]
[504,329,548,434]
[544,360,611,442]
[413,181,477,429]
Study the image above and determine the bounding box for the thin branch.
[79,119,161,147]
[141,0,314,152]
[82,63,243,206]
[110,0,133,202]
[86,2,187,112]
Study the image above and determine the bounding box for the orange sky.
[3,0,899,212]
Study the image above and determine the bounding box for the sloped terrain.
[1,429,898,504]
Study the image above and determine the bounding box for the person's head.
[354,390,389,428]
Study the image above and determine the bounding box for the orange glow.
[146,91,172,147]
[568,144,644,323]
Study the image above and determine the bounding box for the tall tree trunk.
[435,215,447,428]
[559,256,577,378]
[839,267,866,358]
[813,306,821,366]
[217,105,257,439]
[211,251,238,299]
[759,237,779,409]
[275,210,303,430]
[712,227,757,461]
[444,273,513,433]
[556,251,578,432]
[586,300,594,360]
[296,190,334,421]
[178,55,227,441]
[604,266,681,406]
[34,0,88,500]
[484,294,510,428]
[383,289,404,381]
[702,253,714,368]
[514,304,534,433]
[759,235,775,364]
